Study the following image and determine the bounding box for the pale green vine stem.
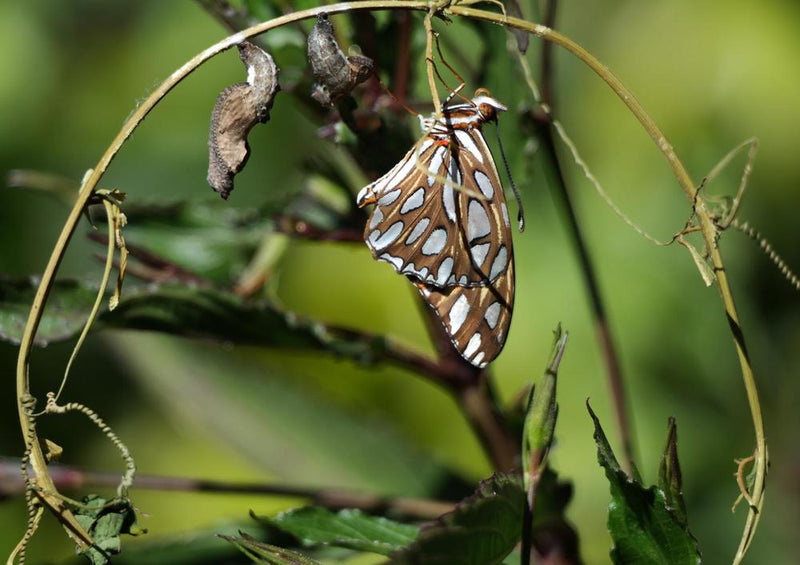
[14,2,765,562]
[424,8,443,118]
[47,195,120,408]
[44,394,136,496]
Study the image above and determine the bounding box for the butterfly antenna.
[495,121,525,232]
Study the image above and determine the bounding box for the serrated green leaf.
[588,404,702,565]
[391,474,525,565]
[0,279,389,362]
[0,277,98,346]
[271,507,418,555]
[221,532,323,565]
[119,201,272,285]
[73,495,142,565]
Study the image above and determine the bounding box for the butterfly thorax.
[418,94,507,139]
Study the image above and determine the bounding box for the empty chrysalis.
[307,13,374,107]
[207,41,279,199]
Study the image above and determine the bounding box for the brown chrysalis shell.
[207,41,279,199]
[307,13,374,107]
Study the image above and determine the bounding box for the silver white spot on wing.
[400,187,425,214]
[378,189,401,206]
[474,170,494,199]
[369,208,384,229]
[501,203,510,228]
[484,302,501,329]
[442,183,456,222]
[455,130,483,164]
[467,200,491,241]
[464,333,482,358]
[449,294,470,334]
[436,257,454,285]
[422,228,447,256]
[369,221,404,250]
[379,253,404,270]
[356,185,371,204]
[440,157,461,223]
[470,242,490,268]
[427,146,447,186]
[448,156,463,186]
[405,217,430,245]
[472,351,486,367]
[489,245,508,279]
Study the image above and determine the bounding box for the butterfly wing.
[357,128,512,288]
[417,259,514,368]
[450,128,513,284]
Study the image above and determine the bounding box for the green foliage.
[270,507,418,555]
[73,495,143,565]
[391,474,525,565]
[0,278,98,346]
[588,404,701,565]
[0,278,397,364]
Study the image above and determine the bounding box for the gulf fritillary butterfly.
[357,90,515,368]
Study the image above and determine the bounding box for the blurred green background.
[1,1,799,563]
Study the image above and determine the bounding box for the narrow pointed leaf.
[504,0,529,53]
[658,417,688,527]
[221,533,323,565]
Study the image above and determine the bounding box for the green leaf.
[119,201,272,286]
[588,403,702,565]
[101,284,321,349]
[0,279,388,362]
[73,495,143,564]
[271,507,418,555]
[391,474,525,565]
[220,532,323,565]
[0,277,98,346]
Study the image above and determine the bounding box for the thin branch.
[0,458,451,520]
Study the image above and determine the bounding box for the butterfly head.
[472,88,507,124]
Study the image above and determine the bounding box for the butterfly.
[356,90,516,368]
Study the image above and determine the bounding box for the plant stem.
[0,458,452,520]
[459,377,518,472]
